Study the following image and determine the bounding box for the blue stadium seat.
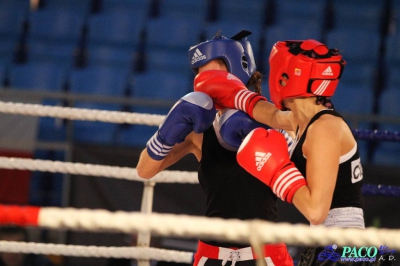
[39,0,91,15]
[331,0,384,33]
[158,0,207,21]
[144,15,204,80]
[325,29,380,65]
[339,62,376,87]
[132,70,191,102]
[219,0,266,25]
[372,89,400,166]
[29,8,85,44]
[8,62,68,91]
[146,16,203,52]
[27,8,86,66]
[0,60,6,85]
[87,9,146,48]
[0,3,26,39]
[0,2,27,64]
[100,0,150,13]
[68,65,131,144]
[86,9,146,69]
[391,1,400,36]
[386,65,400,91]
[384,34,400,67]
[0,39,18,64]
[87,46,136,69]
[331,83,374,129]
[117,71,191,147]
[274,0,326,27]
[71,102,121,144]
[69,65,130,96]
[29,41,77,68]
[115,110,161,148]
[146,49,191,75]
[8,62,69,141]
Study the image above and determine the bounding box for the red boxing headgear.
[268,39,346,110]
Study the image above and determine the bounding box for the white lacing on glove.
[277,129,295,155]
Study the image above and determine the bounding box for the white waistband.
[311,207,365,229]
[218,246,254,261]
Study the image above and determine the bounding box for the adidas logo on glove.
[255,151,272,171]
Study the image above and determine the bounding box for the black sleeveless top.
[290,110,364,209]
[198,125,278,247]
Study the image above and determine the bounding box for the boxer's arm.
[194,70,294,131]
[194,70,266,118]
[137,132,202,179]
[252,101,294,132]
[147,91,215,160]
[137,92,215,178]
[292,117,342,225]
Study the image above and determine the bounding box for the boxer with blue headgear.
[136,30,294,266]
[192,31,267,117]
[188,31,295,266]
[188,30,256,85]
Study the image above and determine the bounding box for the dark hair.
[247,70,263,95]
[316,96,334,109]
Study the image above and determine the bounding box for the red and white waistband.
[194,241,289,266]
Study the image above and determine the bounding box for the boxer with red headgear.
[268,39,345,110]
[197,39,366,265]
[137,31,294,266]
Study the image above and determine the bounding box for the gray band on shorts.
[311,207,365,229]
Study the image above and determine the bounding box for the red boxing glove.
[194,70,266,118]
[237,128,307,203]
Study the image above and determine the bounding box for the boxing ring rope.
[0,241,193,263]
[0,101,164,125]
[0,156,398,195]
[1,205,400,247]
[0,101,399,264]
[0,156,198,184]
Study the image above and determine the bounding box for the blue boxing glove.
[147,92,216,160]
[217,109,270,150]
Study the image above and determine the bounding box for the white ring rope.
[1,100,399,261]
[0,156,198,184]
[0,241,193,263]
[34,208,399,249]
[0,101,164,126]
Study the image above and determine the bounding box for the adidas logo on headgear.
[255,151,272,171]
[322,66,334,76]
[191,48,207,64]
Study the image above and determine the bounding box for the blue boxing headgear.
[188,30,256,85]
